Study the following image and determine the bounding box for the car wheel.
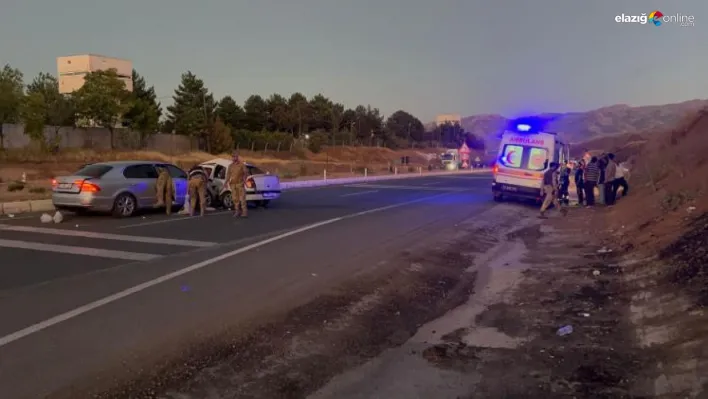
[220,192,234,210]
[260,200,270,208]
[112,193,137,218]
[493,193,504,202]
[204,191,214,208]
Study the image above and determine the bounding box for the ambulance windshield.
[499,144,548,171]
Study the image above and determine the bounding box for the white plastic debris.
[7,214,14,218]
[597,247,612,254]
[40,213,53,223]
[687,206,696,213]
[593,270,601,276]
[206,207,216,212]
[52,211,63,224]
[579,312,590,317]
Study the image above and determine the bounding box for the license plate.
[58,183,73,189]
[503,186,517,192]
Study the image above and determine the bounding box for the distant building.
[435,113,462,126]
[57,54,133,94]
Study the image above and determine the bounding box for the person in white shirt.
[613,162,630,199]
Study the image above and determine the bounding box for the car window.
[248,166,264,175]
[123,164,159,179]
[202,166,214,178]
[74,164,113,178]
[214,165,226,179]
[163,164,188,179]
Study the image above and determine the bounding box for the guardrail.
[0,168,491,215]
[281,168,490,189]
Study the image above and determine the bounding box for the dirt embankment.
[0,146,458,202]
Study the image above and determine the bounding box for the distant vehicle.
[492,119,570,202]
[52,161,189,217]
[198,159,282,209]
[441,149,460,170]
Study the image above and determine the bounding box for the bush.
[8,181,26,192]
[306,132,328,153]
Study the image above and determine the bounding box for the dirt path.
[73,205,663,399]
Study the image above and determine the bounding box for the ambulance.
[491,118,569,202]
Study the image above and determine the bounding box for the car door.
[212,164,228,195]
[122,163,160,207]
[160,164,189,205]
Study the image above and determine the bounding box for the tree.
[309,94,333,131]
[20,92,47,146]
[385,110,425,146]
[265,93,291,132]
[0,64,24,149]
[209,118,234,154]
[73,69,132,149]
[288,93,310,136]
[243,95,268,131]
[166,71,216,137]
[216,96,245,129]
[26,72,76,145]
[124,69,162,147]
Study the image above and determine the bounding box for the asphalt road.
[0,173,495,399]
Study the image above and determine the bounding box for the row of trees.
[0,64,485,153]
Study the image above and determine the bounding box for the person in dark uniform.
[574,160,585,206]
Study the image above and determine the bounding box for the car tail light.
[492,164,499,175]
[51,178,58,188]
[245,178,255,189]
[75,179,100,193]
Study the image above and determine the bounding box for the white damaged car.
[198,158,282,209]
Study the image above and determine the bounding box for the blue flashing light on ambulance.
[492,117,569,202]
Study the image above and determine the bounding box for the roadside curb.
[0,199,55,216]
[0,169,490,216]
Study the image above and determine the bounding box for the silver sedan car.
[52,161,189,217]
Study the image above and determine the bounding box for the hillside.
[458,99,708,149]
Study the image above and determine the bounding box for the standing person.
[559,164,570,205]
[574,160,585,206]
[226,151,249,218]
[155,166,175,215]
[604,153,618,205]
[540,162,567,218]
[583,157,601,207]
[187,165,208,217]
[613,161,630,199]
[597,155,607,205]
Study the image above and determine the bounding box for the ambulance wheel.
[493,193,504,202]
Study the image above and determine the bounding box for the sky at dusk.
[1,0,706,122]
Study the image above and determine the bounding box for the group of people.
[154,151,250,217]
[574,153,630,207]
[539,152,630,218]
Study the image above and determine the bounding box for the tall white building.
[57,54,133,94]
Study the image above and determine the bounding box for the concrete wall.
[435,113,462,126]
[0,123,195,153]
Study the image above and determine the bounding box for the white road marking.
[343,184,468,192]
[340,190,379,197]
[423,182,442,186]
[0,239,160,261]
[117,210,232,229]
[0,224,216,248]
[0,192,451,347]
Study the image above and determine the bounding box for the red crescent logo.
[505,151,515,164]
